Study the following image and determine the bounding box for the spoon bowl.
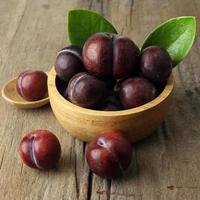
[2,77,49,109]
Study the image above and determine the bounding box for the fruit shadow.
[54,138,85,176]
[121,127,171,182]
[14,103,51,113]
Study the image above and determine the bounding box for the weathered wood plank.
[0,0,200,200]
[0,0,89,200]
[79,0,200,200]
[108,0,200,200]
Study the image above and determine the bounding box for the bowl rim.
[48,67,174,117]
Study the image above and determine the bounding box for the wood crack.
[20,163,23,175]
[83,142,87,165]
[10,136,14,148]
[0,50,2,67]
[100,0,104,16]
[161,121,170,140]
[134,146,139,177]
[86,171,93,200]
[107,179,111,200]
[0,149,6,170]
[167,185,200,190]
[134,145,144,200]
[74,140,79,199]
[129,0,134,26]
[88,0,93,10]
[96,190,142,198]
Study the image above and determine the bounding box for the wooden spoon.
[1,77,49,109]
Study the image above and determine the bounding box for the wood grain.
[0,0,200,200]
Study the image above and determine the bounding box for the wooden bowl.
[48,68,174,143]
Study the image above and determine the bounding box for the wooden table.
[0,0,200,199]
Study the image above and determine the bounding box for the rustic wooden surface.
[0,0,199,199]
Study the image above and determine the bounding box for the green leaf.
[142,16,196,67]
[67,9,117,48]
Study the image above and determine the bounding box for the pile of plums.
[55,32,172,110]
